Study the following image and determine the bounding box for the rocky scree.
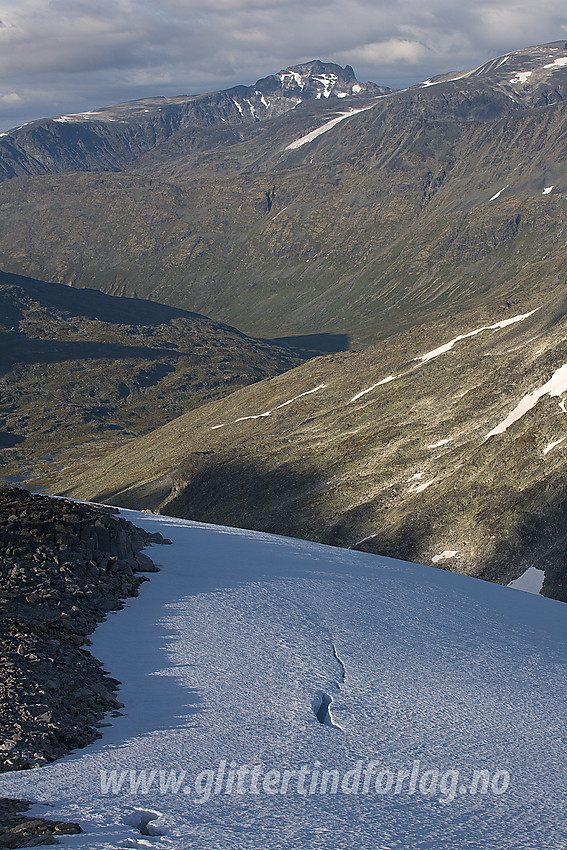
[0,486,170,844]
[0,798,82,848]
[0,485,168,772]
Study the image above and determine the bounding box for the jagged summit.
[0,58,389,180]
[254,59,388,101]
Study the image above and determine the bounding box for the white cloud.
[0,92,20,104]
[339,38,429,66]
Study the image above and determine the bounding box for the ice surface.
[0,509,566,848]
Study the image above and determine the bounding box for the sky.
[0,0,566,131]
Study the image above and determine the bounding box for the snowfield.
[0,508,566,849]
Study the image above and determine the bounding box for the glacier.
[0,507,565,848]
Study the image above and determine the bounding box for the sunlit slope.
[56,293,567,600]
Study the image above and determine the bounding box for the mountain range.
[0,43,566,346]
[3,41,567,600]
[3,38,567,850]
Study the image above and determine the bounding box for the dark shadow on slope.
[0,334,181,376]
[345,515,434,565]
[0,431,25,448]
[87,448,567,605]
[167,456,332,544]
[476,474,567,603]
[95,454,330,546]
[266,333,350,355]
[0,268,240,330]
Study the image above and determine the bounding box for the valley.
[1,32,567,850]
[0,271,306,490]
[3,42,567,598]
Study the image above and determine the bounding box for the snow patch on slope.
[211,385,326,429]
[285,105,375,151]
[417,308,540,363]
[489,185,509,201]
[432,550,457,564]
[275,384,327,409]
[348,309,539,408]
[486,362,567,438]
[507,567,545,594]
[543,437,565,455]
[348,376,396,404]
[509,71,532,85]
[544,57,567,69]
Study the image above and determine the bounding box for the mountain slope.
[0,271,306,489]
[54,289,567,601]
[0,61,387,181]
[0,44,566,342]
[0,507,565,848]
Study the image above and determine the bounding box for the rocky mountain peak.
[255,59,388,101]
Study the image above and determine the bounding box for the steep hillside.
[0,61,387,181]
[0,44,566,342]
[0,271,306,488]
[55,289,567,601]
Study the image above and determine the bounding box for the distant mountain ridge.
[0,60,388,181]
[0,42,567,345]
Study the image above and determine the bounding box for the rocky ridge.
[0,269,307,489]
[0,485,168,774]
[0,61,387,182]
[0,798,81,848]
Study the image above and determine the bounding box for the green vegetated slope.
[55,289,567,602]
[0,271,306,489]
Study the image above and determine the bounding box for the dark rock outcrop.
[0,798,81,848]
[0,485,168,772]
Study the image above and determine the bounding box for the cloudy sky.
[0,0,566,131]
